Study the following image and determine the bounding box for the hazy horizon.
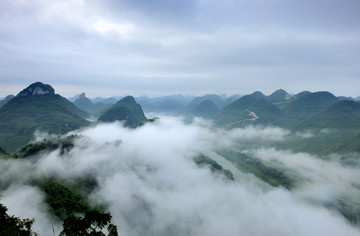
[0,82,359,100]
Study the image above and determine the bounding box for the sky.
[0,0,359,98]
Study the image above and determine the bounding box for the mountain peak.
[271,89,289,96]
[18,82,55,97]
[250,91,266,99]
[268,89,292,103]
[118,96,136,105]
[79,92,86,99]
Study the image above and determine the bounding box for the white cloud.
[252,148,360,206]
[1,117,359,235]
[93,21,135,37]
[2,185,62,235]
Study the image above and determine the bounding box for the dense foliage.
[32,178,90,220]
[16,135,77,158]
[59,210,118,236]
[0,201,37,236]
[29,176,119,235]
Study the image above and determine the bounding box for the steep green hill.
[275,100,360,154]
[187,94,225,110]
[191,100,219,119]
[0,82,90,152]
[250,91,267,100]
[298,100,360,130]
[98,96,148,128]
[216,95,281,128]
[279,91,339,128]
[267,89,295,109]
[294,91,311,98]
[73,93,94,111]
[267,89,290,103]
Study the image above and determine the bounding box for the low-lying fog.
[1,116,359,235]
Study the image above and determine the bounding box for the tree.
[59,210,118,236]
[0,201,38,236]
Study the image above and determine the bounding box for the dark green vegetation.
[0,82,90,153]
[331,132,360,154]
[16,135,77,158]
[278,91,339,128]
[98,96,148,128]
[32,177,118,235]
[218,149,294,189]
[73,93,111,116]
[0,201,37,236]
[298,100,360,130]
[194,153,234,181]
[31,178,92,220]
[60,210,118,236]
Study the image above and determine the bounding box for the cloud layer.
[1,117,359,235]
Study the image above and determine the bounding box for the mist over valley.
[1,0,360,234]
[0,82,360,235]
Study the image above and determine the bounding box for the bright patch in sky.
[93,21,135,36]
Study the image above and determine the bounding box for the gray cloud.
[0,0,359,97]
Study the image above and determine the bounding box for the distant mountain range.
[73,93,112,116]
[1,82,359,154]
[214,89,359,130]
[0,83,153,152]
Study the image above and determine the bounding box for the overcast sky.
[0,0,359,98]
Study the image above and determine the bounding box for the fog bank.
[1,117,359,235]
